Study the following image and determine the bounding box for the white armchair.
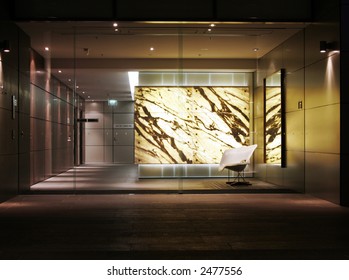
[218,144,257,186]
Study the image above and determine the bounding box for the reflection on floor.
[1,193,349,260]
[30,164,294,193]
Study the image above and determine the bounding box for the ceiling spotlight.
[44,47,49,51]
[208,28,212,32]
[150,47,155,51]
[58,70,62,73]
[113,22,118,27]
[114,28,119,32]
[210,24,215,27]
[253,48,259,52]
[0,40,10,53]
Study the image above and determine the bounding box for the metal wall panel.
[0,154,18,199]
[113,146,134,163]
[85,129,104,146]
[305,55,340,110]
[287,110,305,152]
[286,69,305,113]
[305,153,340,204]
[0,108,18,155]
[305,104,340,154]
[85,146,104,162]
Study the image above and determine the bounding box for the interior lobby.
[1,0,349,260]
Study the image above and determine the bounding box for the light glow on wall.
[265,86,282,163]
[135,86,250,164]
[128,71,139,100]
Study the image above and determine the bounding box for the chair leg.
[226,170,251,186]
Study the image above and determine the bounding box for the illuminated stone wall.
[265,86,281,163]
[135,86,250,164]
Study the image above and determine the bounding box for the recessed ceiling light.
[208,28,212,32]
[113,22,118,27]
[253,48,259,52]
[114,28,119,32]
[44,47,49,51]
[210,24,215,27]
[150,47,155,51]
[58,70,62,73]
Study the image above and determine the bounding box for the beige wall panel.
[103,113,112,129]
[305,152,340,204]
[283,150,305,192]
[85,102,103,113]
[104,146,113,163]
[85,113,103,128]
[113,146,134,163]
[265,45,284,77]
[283,30,305,73]
[85,146,104,162]
[285,69,304,112]
[305,54,340,109]
[113,129,134,146]
[254,116,264,151]
[305,22,340,67]
[85,129,104,146]
[286,110,304,152]
[113,113,134,125]
[104,129,113,146]
[265,164,283,186]
[305,104,340,154]
[255,149,267,180]
[103,102,113,113]
[253,86,264,118]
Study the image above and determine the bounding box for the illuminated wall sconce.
[320,41,334,53]
[0,40,10,53]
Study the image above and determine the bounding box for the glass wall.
[16,21,301,193]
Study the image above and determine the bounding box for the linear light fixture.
[128,71,139,101]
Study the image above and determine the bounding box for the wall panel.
[305,104,340,154]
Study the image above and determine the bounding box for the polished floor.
[30,164,290,193]
[1,164,348,260]
[1,193,349,260]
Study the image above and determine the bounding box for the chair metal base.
[226,181,252,186]
[226,169,252,187]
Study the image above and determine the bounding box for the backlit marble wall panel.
[135,87,250,164]
[265,87,281,163]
